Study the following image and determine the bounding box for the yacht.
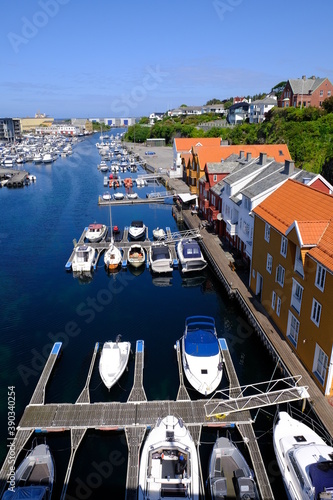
[33,154,43,164]
[99,337,131,390]
[71,245,95,273]
[42,153,53,163]
[153,227,166,240]
[138,415,199,500]
[85,223,107,243]
[208,436,259,499]
[129,220,146,240]
[114,192,125,200]
[102,191,112,201]
[2,440,54,500]
[181,316,223,395]
[149,243,173,274]
[273,411,333,500]
[177,238,207,273]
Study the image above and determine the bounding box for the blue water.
[0,131,287,498]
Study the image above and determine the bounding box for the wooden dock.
[0,337,309,499]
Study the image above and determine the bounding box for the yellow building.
[250,179,333,396]
[18,117,54,132]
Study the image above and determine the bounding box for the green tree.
[322,96,333,113]
[271,81,287,99]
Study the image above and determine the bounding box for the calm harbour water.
[0,131,288,498]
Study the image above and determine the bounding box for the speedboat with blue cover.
[181,316,223,395]
[3,440,54,499]
[177,238,207,273]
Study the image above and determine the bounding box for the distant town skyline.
[1,0,332,118]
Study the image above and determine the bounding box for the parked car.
[145,151,156,155]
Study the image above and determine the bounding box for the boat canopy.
[184,316,219,357]
[152,246,169,260]
[309,460,333,497]
[88,223,103,230]
[2,486,49,499]
[182,240,201,258]
[131,220,143,227]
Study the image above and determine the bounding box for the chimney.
[259,152,267,165]
[220,139,228,146]
[284,159,295,175]
[239,150,245,159]
[246,152,252,161]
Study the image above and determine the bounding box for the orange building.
[250,179,333,396]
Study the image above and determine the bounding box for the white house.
[249,96,277,123]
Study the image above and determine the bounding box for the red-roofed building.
[250,179,333,396]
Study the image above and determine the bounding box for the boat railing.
[164,228,201,244]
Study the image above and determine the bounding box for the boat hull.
[99,341,131,390]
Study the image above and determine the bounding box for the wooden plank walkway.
[175,340,190,401]
[29,342,62,405]
[127,340,147,403]
[76,342,99,404]
[124,426,147,500]
[182,210,333,437]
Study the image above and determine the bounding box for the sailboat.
[104,205,122,272]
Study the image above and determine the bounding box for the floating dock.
[0,340,309,499]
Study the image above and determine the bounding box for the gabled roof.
[288,77,327,95]
[253,179,333,271]
[193,144,291,170]
[174,137,221,152]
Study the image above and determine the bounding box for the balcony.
[226,220,238,236]
[207,207,219,221]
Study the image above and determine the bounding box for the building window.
[276,297,281,317]
[320,90,323,96]
[276,265,285,287]
[287,311,300,347]
[315,264,326,292]
[272,291,276,310]
[280,236,288,258]
[213,175,217,182]
[294,246,304,278]
[291,279,303,314]
[328,91,331,97]
[266,254,273,274]
[311,299,322,327]
[264,223,270,242]
[313,344,328,385]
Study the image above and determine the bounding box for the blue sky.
[1,0,332,118]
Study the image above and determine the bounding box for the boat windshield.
[309,460,333,497]
[185,329,219,357]
[182,241,201,258]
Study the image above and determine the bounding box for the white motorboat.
[273,410,333,500]
[99,336,131,390]
[129,220,146,240]
[42,153,53,163]
[33,154,43,164]
[114,192,125,200]
[208,436,259,500]
[103,176,108,187]
[2,440,54,499]
[71,245,95,273]
[152,227,166,240]
[181,316,223,395]
[177,238,207,273]
[138,415,199,500]
[149,243,173,274]
[98,160,108,171]
[85,223,107,243]
[127,192,138,200]
[128,244,146,268]
[102,191,112,201]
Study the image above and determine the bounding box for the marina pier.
[0,339,308,499]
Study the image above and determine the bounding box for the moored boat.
[2,440,54,499]
[152,227,166,240]
[114,192,125,200]
[208,436,259,499]
[99,336,131,390]
[138,415,199,500]
[71,245,95,273]
[177,238,207,273]
[129,220,146,240]
[273,410,333,500]
[128,243,145,268]
[149,243,173,274]
[85,223,107,243]
[102,191,112,201]
[181,315,223,395]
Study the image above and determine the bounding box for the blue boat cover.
[182,240,201,259]
[184,317,219,357]
[309,461,333,497]
[2,486,48,499]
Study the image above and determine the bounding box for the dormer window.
[294,246,304,278]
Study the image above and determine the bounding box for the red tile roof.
[174,138,221,151]
[253,179,333,270]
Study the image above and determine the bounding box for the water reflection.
[152,276,173,287]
